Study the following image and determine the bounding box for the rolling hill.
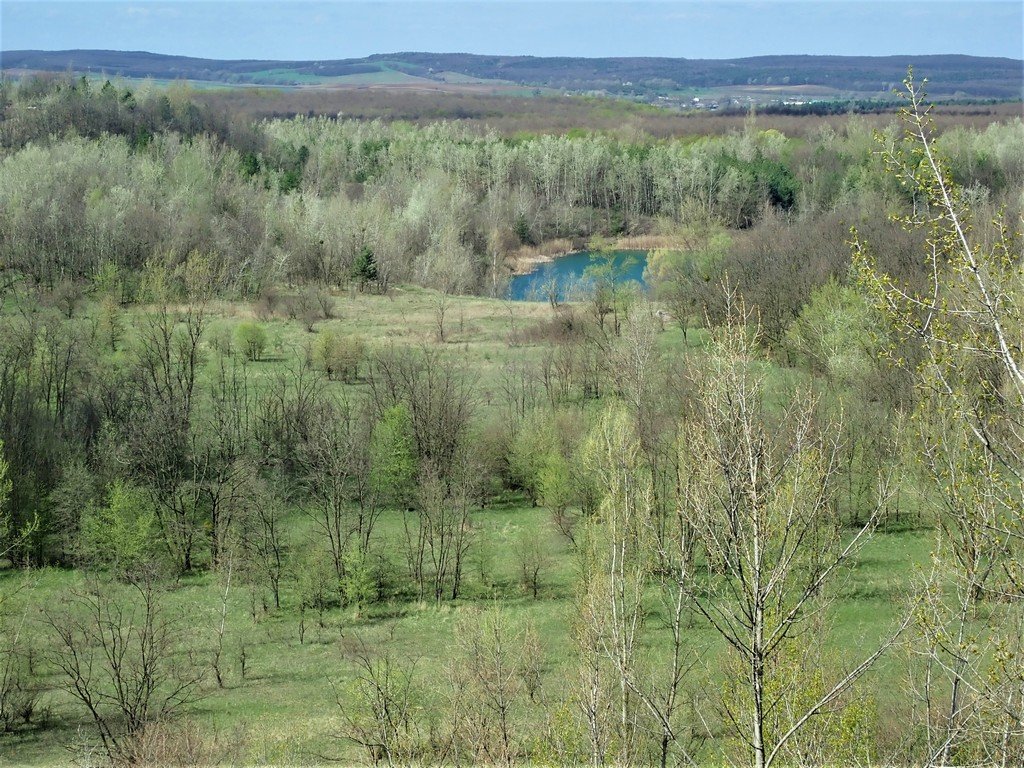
[2,49,1021,101]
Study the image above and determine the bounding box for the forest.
[0,71,1022,766]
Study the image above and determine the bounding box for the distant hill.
[2,49,1021,101]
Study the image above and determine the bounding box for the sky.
[2,1,1022,61]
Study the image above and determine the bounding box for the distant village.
[571,82,824,111]
[576,89,806,111]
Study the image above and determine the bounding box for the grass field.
[5,525,931,765]
[0,285,938,765]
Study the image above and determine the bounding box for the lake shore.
[508,248,650,302]
[509,234,676,275]
[509,239,573,276]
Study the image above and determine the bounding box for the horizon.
[3,2,1022,61]
[4,48,1023,64]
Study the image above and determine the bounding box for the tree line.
[2,73,1021,299]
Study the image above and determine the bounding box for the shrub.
[209,323,235,357]
[508,412,555,504]
[235,321,267,361]
[297,285,323,332]
[253,286,280,320]
[340,546,377,611]
[314,286,335,319]
[79,481,160,577]
[313,330,364,382]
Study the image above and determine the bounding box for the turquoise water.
[508,250,648,302]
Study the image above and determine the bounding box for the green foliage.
[784,278,882,386]
[514,212,533,245]
[296,547,340,627]
[854,76,1024,764]
[720,642,877,766]
[350,246,378,289]
[537,450,573,515]
[447,606,542,763]
[751,153,800,209]
[336,646,427,765]
[647,225,730,336]
[0,590,44,732]
[275,143,309,193]
[78,481,159,576]
[370,405,417,509]
[240,152,261,178]
[340,546,377,611]
[235,321,268,362]
[528,698,589,766]
[583,241,642,335]
[46,457,99,562]
[312,329,364,382]
[516,526,551,599]
[0,441,12,557]
[2,72,1023,765]
[97,294,124,352]
[508,412,555,504]
[92,261,123,301]
[1,79,1017,299]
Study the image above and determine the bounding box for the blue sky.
[2,2,1022,60]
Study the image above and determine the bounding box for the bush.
[0,598,45,734]
[235,321,268,361]
[340,547,377,611]
[79,481,160,577]
[253,286,280,320]
[209,323,235,357]
[516,527,550,599]
[312,330,364,382]
[313,286,335,319]
[297,285,323,332]
[508,411,556,504]
[121,719,249,767]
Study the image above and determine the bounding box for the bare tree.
[434,290,451,342]
[414,459,476,602]
[336,634,429,767]
[301,397,362,581]
[366,345,476,486]
[253,356,328,472]
[129,264,209,572]
[44,574,204,764]
[516,526,551,599]
[447,606,541,767]
[235,477,288,614]
[366,346,477,600]
[201,355,255,570]
[498,358,539,428]
[210,556,233,689]
[681,297,902,768]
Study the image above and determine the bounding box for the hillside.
[2,54,1024,767]
[3,49,1021,101]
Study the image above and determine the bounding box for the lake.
[507,250,648,302]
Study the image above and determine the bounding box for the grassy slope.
[1,287,934,765]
